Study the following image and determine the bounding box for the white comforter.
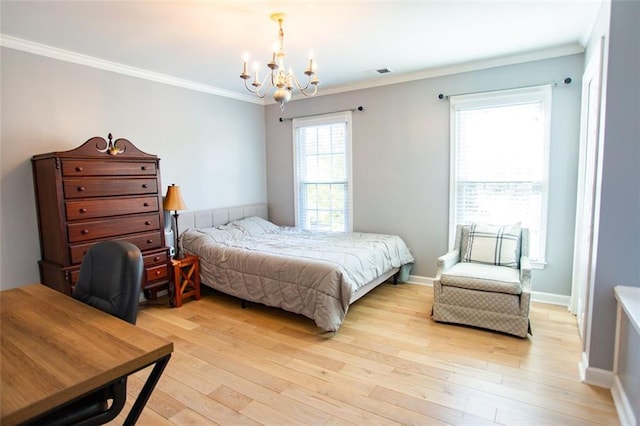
[181,217,414,331]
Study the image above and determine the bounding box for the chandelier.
[240,13,319,110]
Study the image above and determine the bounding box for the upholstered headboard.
[176,203,268,236]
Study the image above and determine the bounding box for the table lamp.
[163,184,188,258]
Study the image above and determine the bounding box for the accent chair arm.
[437,250,460,274]
[520,256,532,290]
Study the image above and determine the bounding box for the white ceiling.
[0,1,601,104]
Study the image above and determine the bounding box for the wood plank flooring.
[114,283,619,425]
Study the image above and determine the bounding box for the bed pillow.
[462,222,521,268]
[228,216,280,236]
[200,226,245,243]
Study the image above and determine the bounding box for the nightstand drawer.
[63,178,158,198]
[67,214,159,243]
[66,196,158,221]
[61,160,157,177]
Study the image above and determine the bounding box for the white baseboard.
[531,290,570,307]
[579,351,614,388]
[406,275,433,286]
[611,375,637,426]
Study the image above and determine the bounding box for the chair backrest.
[453,224,530,266]
[73,241,143,324]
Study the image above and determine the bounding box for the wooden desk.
[1,284,173,425]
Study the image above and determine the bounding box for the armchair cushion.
[441,262,522,295]
[462,223,521,268]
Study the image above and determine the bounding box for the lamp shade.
[163,184,187,211]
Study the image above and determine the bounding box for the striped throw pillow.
[462,223,521,268]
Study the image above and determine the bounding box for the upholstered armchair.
[432,224,532,338]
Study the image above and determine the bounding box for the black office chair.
[28,241,143,425]
[73,240,143,325]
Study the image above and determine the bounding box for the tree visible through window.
[450,86,551,264]
[293,112,352,232]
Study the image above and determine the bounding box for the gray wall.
[0,47,267,290]
[265,54,585,296]
[584,0,640,374]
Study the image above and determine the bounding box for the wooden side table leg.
[172,263,183,308]
[194,261,201,301]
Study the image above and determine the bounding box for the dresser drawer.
[69,231,164,264]
[70,268,80,287]
[143,250,169,266]
[146,264,169,283]
[63,178,158,198]
[71,253,169,288]
[66,197,159,221]
[61,160,157,177]
[67,214,160,243]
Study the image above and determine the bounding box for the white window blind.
[450,86,551,264]
[293,112,353,232]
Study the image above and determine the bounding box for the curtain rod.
[437,78,572,100]
[279,106,364,122]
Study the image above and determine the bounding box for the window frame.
[449,85,552,268]
[292,111,353,232]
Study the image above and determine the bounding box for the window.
[450,86,551,265]
[293,111,352,232]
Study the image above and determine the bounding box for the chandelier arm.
[298,84,319,97]
[291,73,311,91]
[290,73,319,96]
[244,75,274,99]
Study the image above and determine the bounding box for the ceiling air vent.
[376,68,392,74]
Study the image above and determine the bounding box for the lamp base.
[172,211,183,259]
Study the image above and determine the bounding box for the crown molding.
[2,34,582,106]
[278,42,585,104]
[0,34,264,105]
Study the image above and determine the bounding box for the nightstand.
[170,254,201,308]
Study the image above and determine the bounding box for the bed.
[177,204,414,332]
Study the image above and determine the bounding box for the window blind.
[450,86,551,262]
[293,112,352,232]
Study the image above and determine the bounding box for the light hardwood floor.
[115,283,619,425]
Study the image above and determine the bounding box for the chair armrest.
[437,250,460,273]
[520,256,532,291]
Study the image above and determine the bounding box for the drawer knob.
[142,184,148,188]
[79,208,88,213]
[75,166,83,172]
[155,270,161,276]
[77,186,85,192]
[145,221,151,225]
[141,166,147,171]
[81,229,89,235]
[147,239,153,244]
[154,256,160,261]
[143,202,149,207]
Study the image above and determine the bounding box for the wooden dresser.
[32,134,171,297]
